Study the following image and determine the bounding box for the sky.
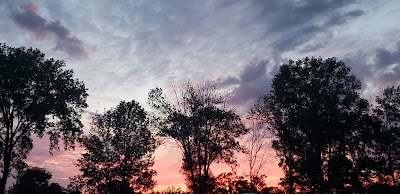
[1,0,400,191]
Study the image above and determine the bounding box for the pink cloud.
[10,1,87,58]
[25,137,82,186]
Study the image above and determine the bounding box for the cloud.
[18,136,82,187]
[375,42,400,68]
[215,58,277,114]
[374,42,400,85]
[251,0,365,52]
[341,42,400,97]
[10,1,87,58]
[342,51,373,84]
[18,0,366,107]
[10,1,47,39]
[379,64,400,86]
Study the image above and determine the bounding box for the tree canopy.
[0,43,88,194]
[252,57,376,193]
[73,100,157,194]
[8,166,69,194]
[373,86,400,186]
[148,81,248,194]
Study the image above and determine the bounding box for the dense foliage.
[252,57,377,193]
[373,86,400,185]
[72,100,157,194]
[0,44,88,194]
[8,167,77,194]
[148,82,248,194]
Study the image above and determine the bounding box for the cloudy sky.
[1,0,400,191]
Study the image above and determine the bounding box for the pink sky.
[24,137,282,191]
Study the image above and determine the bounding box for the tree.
[243,119,274,192]
[0,44,88,194]
[8,166,68,194]
[252,57,376,193]
[373,86,400,186]
[260,186,285,194]
[148,81,248,194]
[367,182,400,194]
[150,186,189,194]
[8,167,51,194]
[214,172,236,194]
[213,172,268,194]
[47,183,68,194]
[73,100,157,194]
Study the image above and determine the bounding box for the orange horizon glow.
[24,136,283,192]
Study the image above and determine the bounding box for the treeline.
[1,44,400,194]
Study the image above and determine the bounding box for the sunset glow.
[1,0,400,193]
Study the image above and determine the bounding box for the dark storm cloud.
[375,42,400,85]
[240,59,270,83]
[300,41,328,53]
[342,42,400,96]
[10,1,87,58]
[375,42,400,68]
[250,0,365,52]
[210,0,367,109]
[257,0,358,31]
[342,51,373,84]
[216,76,240,88]
[216,59,276,113]
[324,9,364,27]
[346,9,365,17]
[379,65,400,86]
[47,20,87,58]
[272,25,322,51]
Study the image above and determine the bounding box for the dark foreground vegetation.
[1,43,400,194]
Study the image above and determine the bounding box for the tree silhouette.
[213,172,268,194]
[367,182,400,194]
[252,57,376,193]
[373,86,400,186]
[0,44,88,194]
[243,119,274,192]
[47,183,68,194]
[8,167,51,194]
[148,81,248,194]
[8,166,68,194]
[72,100,157,194]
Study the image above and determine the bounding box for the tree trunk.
[0,149,12,194]
[389,147,397,187]
[288,151,295,194]
[288,168,294,194]
[317,147,325,194]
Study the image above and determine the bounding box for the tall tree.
[73,100,157,194]
[243,120,274,192]
[252,57,376,193]
[373,86,400,186]
[0,44,88,194]
[148,81,248,194]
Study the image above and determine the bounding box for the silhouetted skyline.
[0,0,400,191]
